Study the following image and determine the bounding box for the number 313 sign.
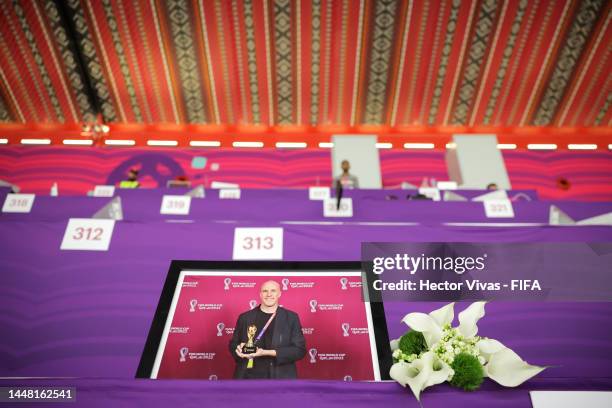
[233,228,283,260]
[60,219,116,251]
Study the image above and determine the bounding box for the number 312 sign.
[60,219,116,251]
[233,228,283,260]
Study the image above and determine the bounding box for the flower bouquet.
[390,302,546,400]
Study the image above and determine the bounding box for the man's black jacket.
[229,306,306,379]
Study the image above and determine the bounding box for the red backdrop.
[155,273,375,381]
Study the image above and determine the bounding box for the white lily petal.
[390,361,418,387]
[390,361,427,400]
[477,338,506,367]
[429,302,455,328]
[390,352,446,401]
[458,301,487,338]
[485,347,546,387]
[401,312,442,347]
[389,361,412,387]
[390,338,400,351]
[423,353,454,387]
[477,338,505,355]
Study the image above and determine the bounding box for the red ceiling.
[0,0,610,147]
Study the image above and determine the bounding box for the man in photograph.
[229,280,306,379]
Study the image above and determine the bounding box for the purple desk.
[110,187,541,201]
[0,188,609,224]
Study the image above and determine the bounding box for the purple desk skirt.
[1,220,611,378]
[0,377,610,408]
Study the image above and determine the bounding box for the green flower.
[399,330,428,356]
[450,353,484,391]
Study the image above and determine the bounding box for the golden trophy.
[242,325,257,368]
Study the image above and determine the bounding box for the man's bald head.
[260,280,281,309]
[261,280,281,291]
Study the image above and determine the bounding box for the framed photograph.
[136,261,392,380]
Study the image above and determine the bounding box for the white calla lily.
[477,338,505,362]
[401,312,442,347]
[424,354,454,388]
[401,303,456,347]
[457,301,486,338]
[390,352,452,401]
[389,361,417,392]
[484,347,546,387]
[391,302,547,401]
[429,302,455,327]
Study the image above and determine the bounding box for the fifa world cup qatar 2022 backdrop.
[151,272,378,380]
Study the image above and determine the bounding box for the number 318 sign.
[233,228,283,260]
[60,219,116,251]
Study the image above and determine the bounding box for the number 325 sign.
[233,228,283,260]
[60,219,116,251]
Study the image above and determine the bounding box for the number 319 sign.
[60,218,116,251]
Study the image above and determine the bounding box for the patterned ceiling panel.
[0,0,610,127]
